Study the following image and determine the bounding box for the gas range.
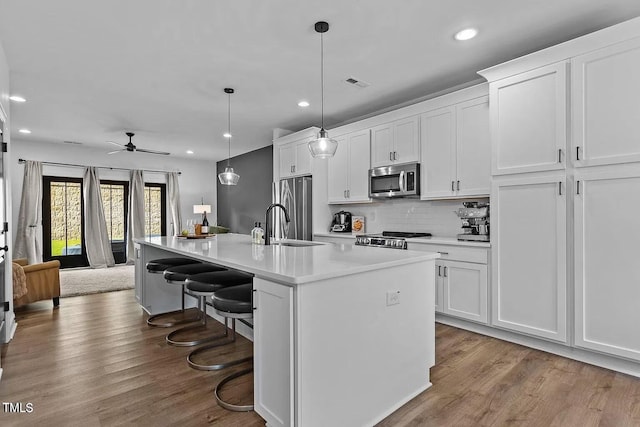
[354,231,432,250]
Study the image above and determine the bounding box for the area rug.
[60,264,134,297]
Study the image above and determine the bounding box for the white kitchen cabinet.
[574,167,640,361]
[491,174,567,342]
[278,138,312,178]
[440,260,488,324]
[327,130,371,203]
[435,262,444,313]
[370,115,420,167]
[134,243,143,303]
[572,37,640,168]
[489,62,568,175]
[253,278,294,427]
[421,96,490,199]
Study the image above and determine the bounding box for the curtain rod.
[17,158,181,175]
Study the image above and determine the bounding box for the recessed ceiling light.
[298,101,310,107]
[454,28,478,41]
[9,95,26,102]
[223,132,232,138]
[186,150,194,154]
[19,129,31,134]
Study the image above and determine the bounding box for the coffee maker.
[455,202,490,242]
[330,210,352,232]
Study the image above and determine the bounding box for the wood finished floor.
[1,290,639,426]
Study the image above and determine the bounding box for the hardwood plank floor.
[2,290,639,426]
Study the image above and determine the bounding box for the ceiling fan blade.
[106,141,123,147]
[136,147,170,155]
[107,150,123,155]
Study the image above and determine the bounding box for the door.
[572,38,640,167]
[327,135,349,203]
[442,260,488,324]
[370,123,393,168]
[421,107,455,198]
[491,174,567,342]
[294,139,312,176]
[456,96,491,197]
[574,168,640,360]
[278,143,294,179]
[393,116,420,164]
[490,61,568,175]
[43,176,87,268]
[346,130,371,202]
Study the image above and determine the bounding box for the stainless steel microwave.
[369,162,420,199]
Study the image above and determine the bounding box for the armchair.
[13,258,61,308]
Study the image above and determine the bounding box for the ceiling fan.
[107,132,170,155]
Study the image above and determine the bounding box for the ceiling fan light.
[308,128,338,158]
[218,166,240,185]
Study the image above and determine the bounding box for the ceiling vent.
[344,77,370,88]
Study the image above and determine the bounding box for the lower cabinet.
[438,260,488,323]
[134,243,143,303]
[491,174,567,343]
[253,278,294,427]
[574,167,640,361]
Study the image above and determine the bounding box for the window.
[100,180,128,264]
[144,183,166,237]
[43,176,87,268]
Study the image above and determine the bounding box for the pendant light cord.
[227,91,231,167]
[320,31,325,130]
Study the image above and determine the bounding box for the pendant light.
[308,21,338,159]
[218,88,240,185]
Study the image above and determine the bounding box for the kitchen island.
[134,234,439,427]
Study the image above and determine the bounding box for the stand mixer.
[455,202,490,242]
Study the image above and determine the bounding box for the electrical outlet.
[386,290,400,306]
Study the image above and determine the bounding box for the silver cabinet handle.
[558,148,562,163]
[443,266,448,277]
[343,190,347,198]
[347,189,350,198]
[457,180,460,191]
[577,180,580,195]
[451,181,455,191]
[438,265,441,276]
[293,165,296,173]
[576,146,581,161]
[558,181,562,196]
[438,251,449,255]
[389,152,393,161]
[393,151,397,161]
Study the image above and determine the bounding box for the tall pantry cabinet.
[480,17,640,361]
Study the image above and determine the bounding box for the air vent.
[63,140,83,145]
[344,76,370,88]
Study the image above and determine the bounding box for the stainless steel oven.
[369,162,420,199]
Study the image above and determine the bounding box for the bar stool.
[166,270,253,347]
[154,263,228,326]
[211,283,254,412]
[146,258,201,327]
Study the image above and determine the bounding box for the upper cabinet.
[421,96,490,199]
[370,116,420,167]
[274,127,319,180]
[572,37,640,168]
[327,130,371,204]
[488,62,568,175]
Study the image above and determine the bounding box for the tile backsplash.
[328,198,489,237]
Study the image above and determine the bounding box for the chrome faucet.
[265,203,290,245]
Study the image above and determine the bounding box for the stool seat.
[164,263,226,283]
[185,271,253,293]
[146,257,199,273]
[213,283,253,314]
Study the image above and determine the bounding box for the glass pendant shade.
[308,128,338,158]
[218,166,240,185]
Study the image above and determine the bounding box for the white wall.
[10,140,217,238]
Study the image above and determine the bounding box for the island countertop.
[135,234,439,285]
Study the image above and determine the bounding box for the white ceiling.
[1,1,639,161]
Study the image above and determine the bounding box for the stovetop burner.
[355,231,432,249]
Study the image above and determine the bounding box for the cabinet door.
[346,130,371,202]
[574,168,640,361]
[456,96,491,197]
[254,278,294,427]
[327,135,349,203]
[572,38,640,167]
[370,123,393,168]
[491,174,567,342]
[134,243,143,303]
[421,107,456,199]
[294,139,312,176]
[435,263,444,313]
[393,116,420,164]
[279,143,295,178]
[443,260,488,324]
[490,62,567,175]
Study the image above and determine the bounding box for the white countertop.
[313,232,491,248]
[136,234,439,285]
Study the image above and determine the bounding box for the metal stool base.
[214,367,254,412]
[147,307,201,328]
[188,342,252,371]
[166,323,228,347]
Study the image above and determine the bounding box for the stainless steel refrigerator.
[272,175,312,241]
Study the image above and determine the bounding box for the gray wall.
[217,145,273,234]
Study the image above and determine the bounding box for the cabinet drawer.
[408,243,488,264]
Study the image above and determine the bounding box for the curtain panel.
[14,160,43,264]
[83,167,115,268]
[167,172,182,237]
[126,170,145,264]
